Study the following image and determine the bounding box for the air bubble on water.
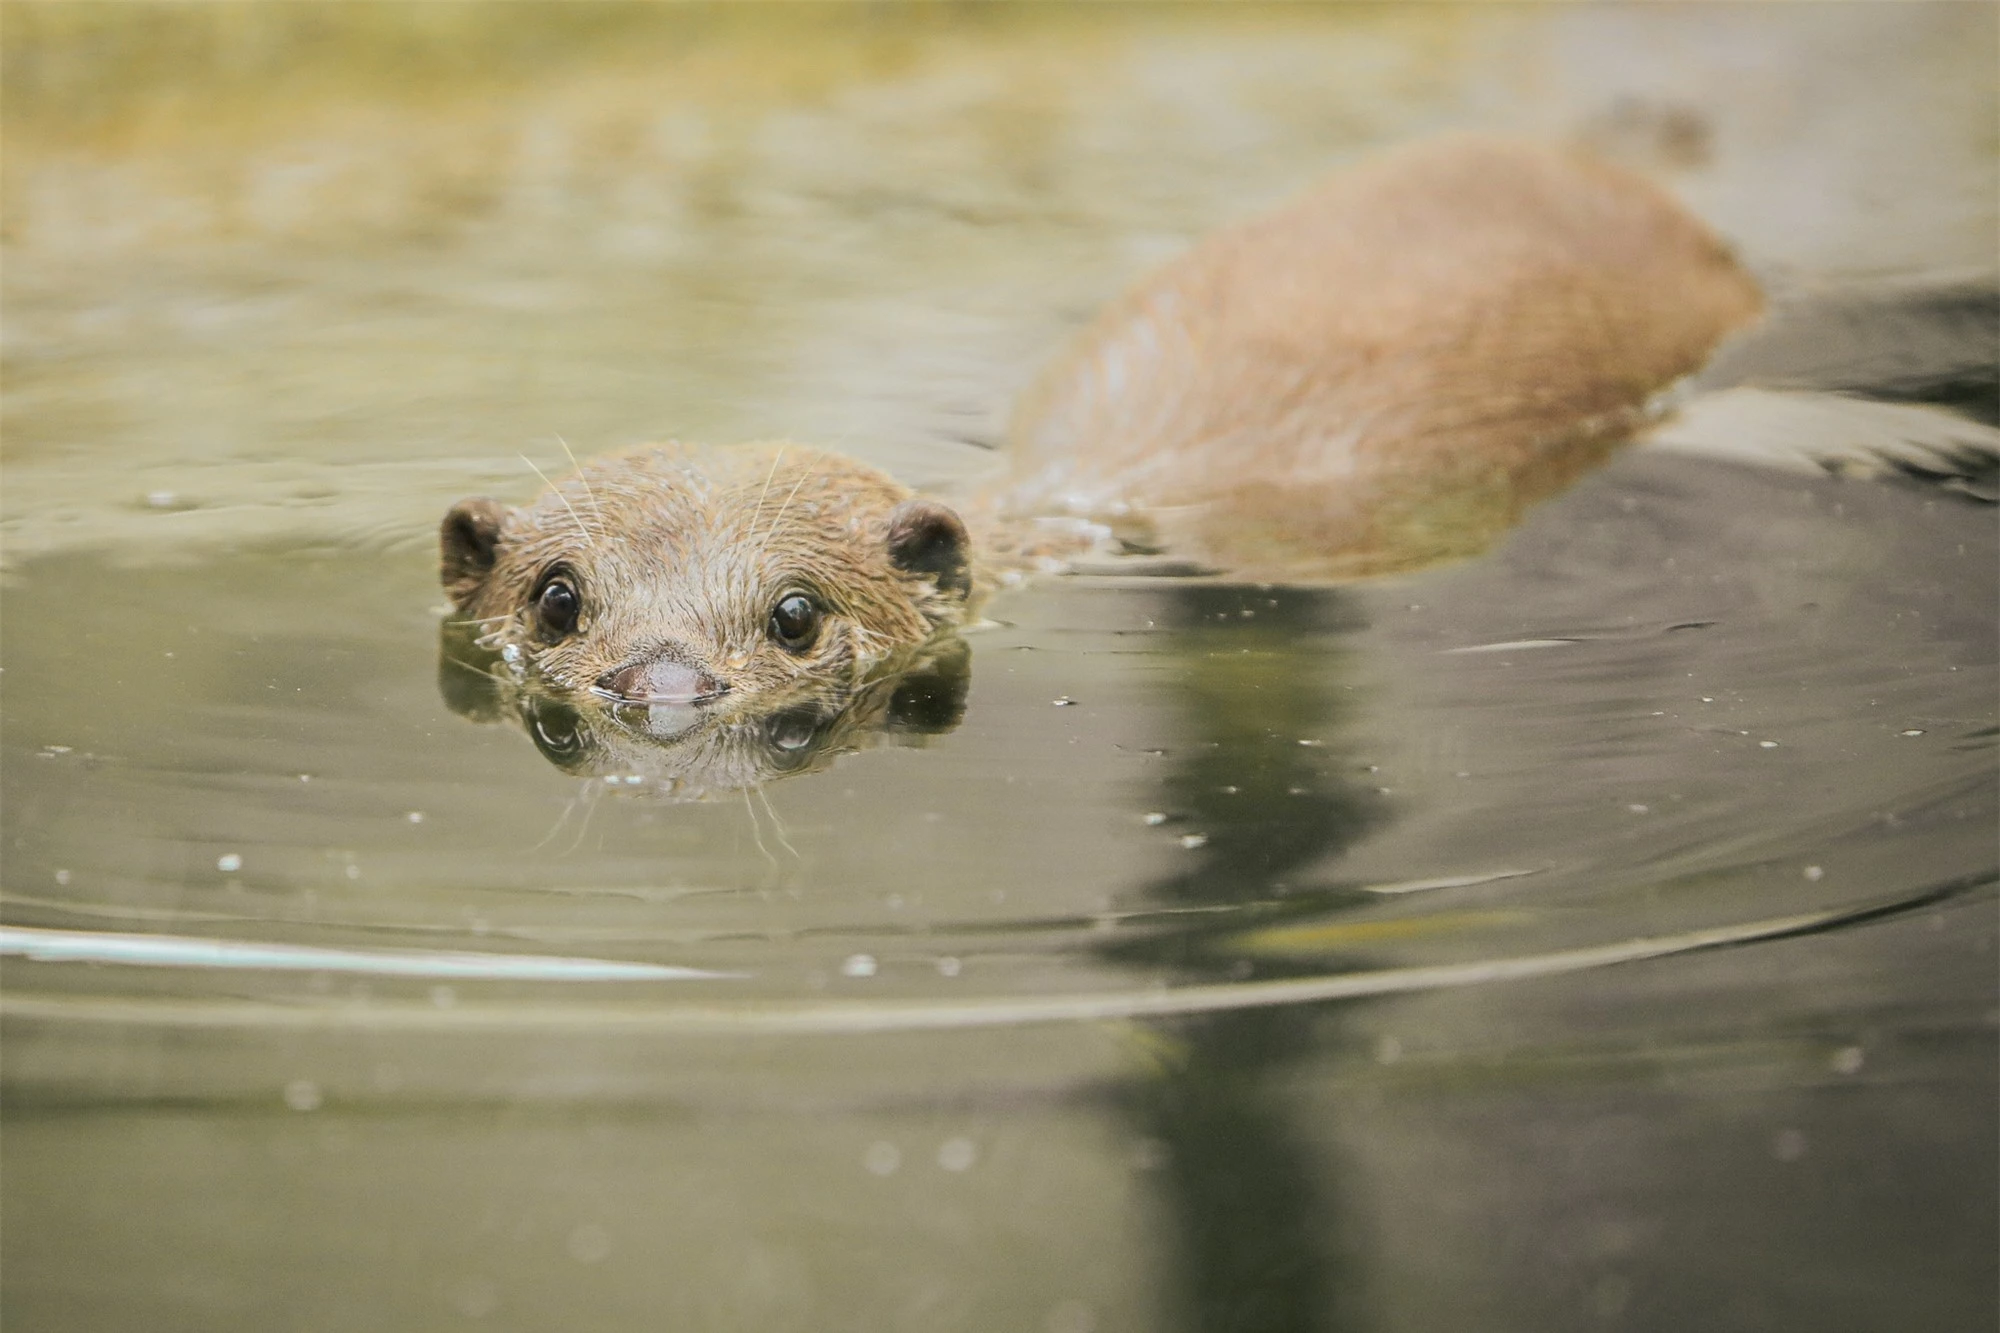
[39,745,71,757]
[937,1137,977,1172]
[622,775,642,785]
[53,869,71,886]
[1898,729,1926,737]
[299,774,312,782]
[1142,812,1168,826]
[1830,1046,1864,1075]
[841,954,878,979]
[1052,696,1075,707]
[405,811,425,824]
[1803,865,1824,881]
[1376,1035,1403,1065]
[283,1079,323,1112]
[602,775,620,785]
[345,863,361,880]
[1297,738,1324,747]
[1179,834,1209,850]
[500,643,523,664]
[1700,696,1715,703]
[936,956,962,978]
[863,1141,901,1176]
[217,853,243,873]
[1773,1128,1807,1161]
[1627,804,1649,815]
[566,1224,612,1264]
[1758,740,1779,749]
[1218,785,1238,795]
[145,490,179,509]
[430,985,457,1008]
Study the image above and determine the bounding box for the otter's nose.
[596,660,726,704]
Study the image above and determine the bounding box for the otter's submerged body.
[442,136,1762,713]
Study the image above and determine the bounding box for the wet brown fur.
[445,443,971,710]
[444,135,1761,703]
[997,135,1763,577]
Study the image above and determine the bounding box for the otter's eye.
[535,575,581,638]
[768,592,820,652]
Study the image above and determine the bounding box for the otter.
[441,135,1765,726]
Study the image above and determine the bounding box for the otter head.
[440,443,976,714]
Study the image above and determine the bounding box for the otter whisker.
[562,781,602,856]
[439,654,514,688]
[759,462,817,554]
[748,445,788,543]
[556,434,606,534]
[520,452,596,550]
[756,786,799,860]
[528,789,585,854]
[741,788,779,869]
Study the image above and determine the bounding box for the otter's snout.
[595,659,726,705]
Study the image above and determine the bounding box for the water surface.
[3,6,1995,1332]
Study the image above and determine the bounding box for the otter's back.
[1005,136,1763,576]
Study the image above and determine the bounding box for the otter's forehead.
[575,443,903,539]
[557,443,911,583]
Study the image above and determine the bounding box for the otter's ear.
[885,498,971,600]
[441,497,508,609]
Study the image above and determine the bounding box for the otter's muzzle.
[593,659,727,706]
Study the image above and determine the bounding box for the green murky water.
[3,6,1995,1331]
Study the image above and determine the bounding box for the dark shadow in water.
[1098,585,1389,1333]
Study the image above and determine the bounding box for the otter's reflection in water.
[1101,585,1384,1333]
[436,621,970,798]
